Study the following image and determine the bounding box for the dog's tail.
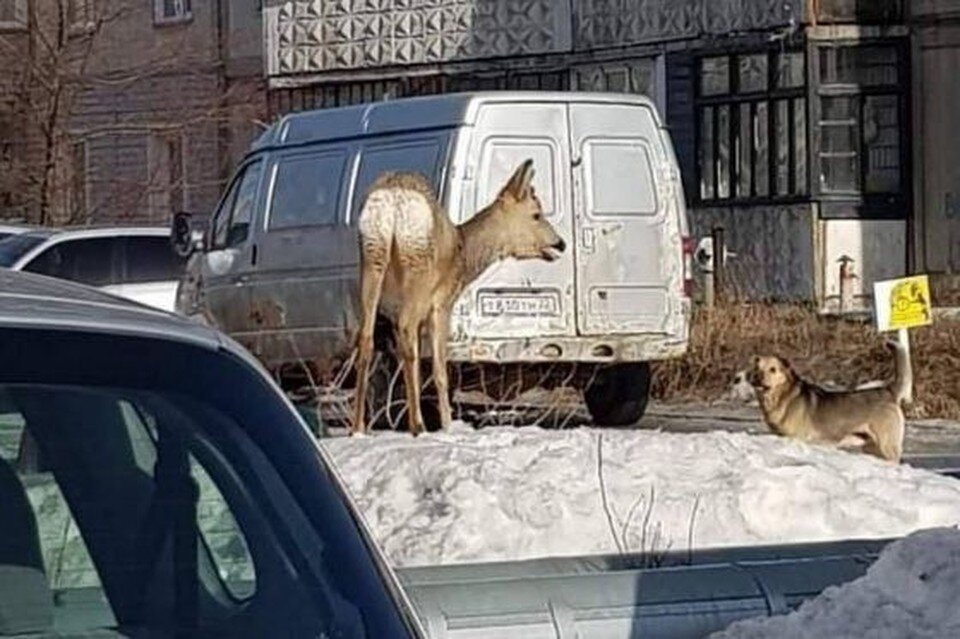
[885,338,912,406]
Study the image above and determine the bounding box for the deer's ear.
[501,159,535,199]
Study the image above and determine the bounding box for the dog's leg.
[863,413,905,463]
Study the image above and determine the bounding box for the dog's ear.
[777,356,798,381]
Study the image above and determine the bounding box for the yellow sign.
[873,275,933,332]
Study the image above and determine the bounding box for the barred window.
[696,50,808,204]
[154,0,191,25]
[815,44,905,197]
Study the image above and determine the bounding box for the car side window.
[268,150,347,230]
[212,160,263,250]
[351,137,445,222]
[122,236,188,284]
[0,385,261,637]
[22,238,120,287]
[190,454,257,600]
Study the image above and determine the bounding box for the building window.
[0,115,18,211]
[70,140,88,220]
[154,0,191,25]
[167,134,184,212]
[815,0,903,24]
[696,50,807,204]
[0,0,27,30]
[814,44,905,198]
[147,133,185,218]
[66,0,95,32]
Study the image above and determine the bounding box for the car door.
[569,102,677,335]
[202,159,265,334]
[453,103,576,340]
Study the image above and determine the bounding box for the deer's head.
[491,159,566,262]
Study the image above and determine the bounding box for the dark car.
[0,269,423,638]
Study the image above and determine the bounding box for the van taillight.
[681,236,695,298]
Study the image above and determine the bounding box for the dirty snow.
[711,526,960,639]
[320,426,960,568]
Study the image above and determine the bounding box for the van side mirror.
[171,211,204,257]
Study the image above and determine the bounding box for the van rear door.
[569,102,681,336]
[454,102,576,340]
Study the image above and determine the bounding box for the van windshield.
[0,233,51,267]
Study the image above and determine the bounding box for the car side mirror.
[171,211,204,258]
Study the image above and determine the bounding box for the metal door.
[453,102,576,340]
[569,103,675,335]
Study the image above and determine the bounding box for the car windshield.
[0,233,49,267]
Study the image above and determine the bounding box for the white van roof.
[252,91,660,151]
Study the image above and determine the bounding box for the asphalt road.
[642,401,960,475]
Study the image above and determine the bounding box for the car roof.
[0,224,41,235]
[252,90,661,151]
[0,269,223,351]
[25,225,171,240]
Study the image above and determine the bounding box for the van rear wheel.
[584,363,651,427]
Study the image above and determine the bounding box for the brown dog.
[748,340,911,462]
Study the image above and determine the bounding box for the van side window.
[267,150,346,230]
[478,140,556,215]
[585,140,659,216]
[351,138,444,221]
[212,161,263,250]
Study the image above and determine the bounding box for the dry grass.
[652,304,960,420]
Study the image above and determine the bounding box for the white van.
[173,91,693,426]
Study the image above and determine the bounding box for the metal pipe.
[713,226,726,304]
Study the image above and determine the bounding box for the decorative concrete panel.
[575,0,803,50]
[266,0,571,75]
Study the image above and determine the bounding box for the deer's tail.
[885,338,912,406]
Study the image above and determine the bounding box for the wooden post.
[898,327,913,405]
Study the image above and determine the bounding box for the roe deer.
[353,159,566,435]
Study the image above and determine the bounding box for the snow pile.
[321,426,960,568]
[711,526,960,639]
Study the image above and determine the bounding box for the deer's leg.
[396,310,425,436]
[429,303,453,431]
[353,253,389,435]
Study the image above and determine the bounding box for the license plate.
[479,292,560,317]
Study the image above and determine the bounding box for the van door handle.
[581,228,596,253]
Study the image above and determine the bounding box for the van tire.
[584,363,651,427]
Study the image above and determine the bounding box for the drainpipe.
[713,226,726,304]
[837,255,857,313]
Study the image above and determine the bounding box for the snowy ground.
[321,425,960,568]
[711,526,960,639]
